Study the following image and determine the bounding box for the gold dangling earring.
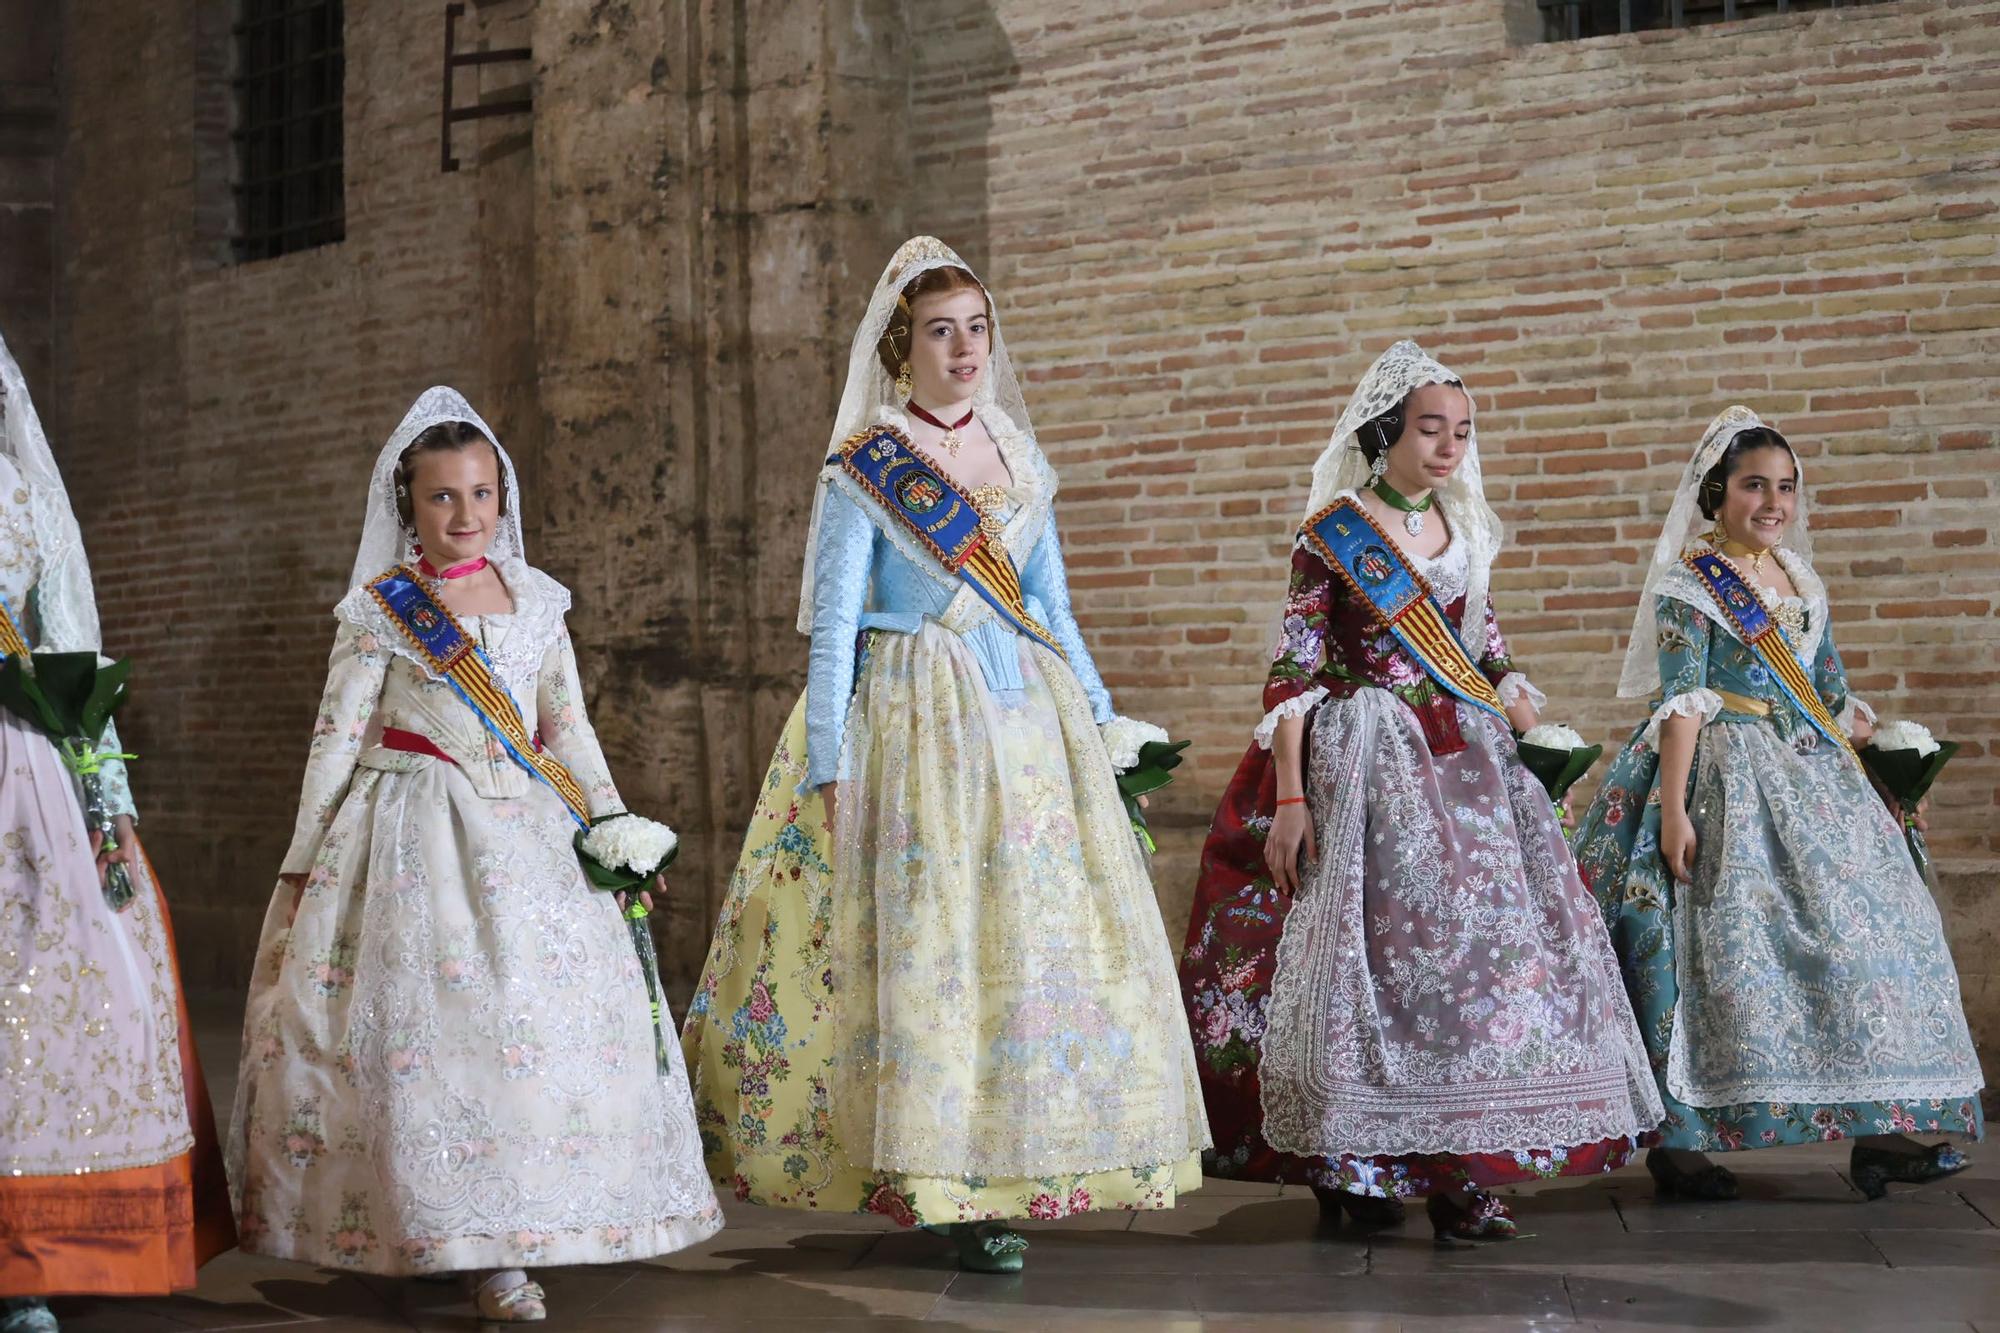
[895,361,913,403]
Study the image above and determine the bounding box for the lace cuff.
[1254,688,1327,750]
[1641,688,1724,746]
[1837,695,1877,737]
[1494,672,1547,711]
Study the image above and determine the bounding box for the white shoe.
[468,1270,546,1322]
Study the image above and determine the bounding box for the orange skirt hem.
[0,849,236,1296]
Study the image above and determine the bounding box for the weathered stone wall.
[530,0,909,988]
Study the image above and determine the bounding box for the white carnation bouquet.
[573,812,680,1073]
[1871,719,1940,757]
[1513,722,1603,826]
[578,812,679,881]
[1858,718,1957,886]
[1100,716,1190,855]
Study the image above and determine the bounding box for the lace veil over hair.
[1299,339,1503,649]
[795,236,1046,634]
[348,387,523,591]
[1615,405,1817,700]
[0,328,101,652]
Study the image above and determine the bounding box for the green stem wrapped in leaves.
[1116,739,1192,855]
[0,651,136,910]
[574,812,681,1075]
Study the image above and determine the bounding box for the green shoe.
[947,1221,1028,1273]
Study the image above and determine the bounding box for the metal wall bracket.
[441,2,531,173]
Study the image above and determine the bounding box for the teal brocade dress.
[1572,546,1984,1152]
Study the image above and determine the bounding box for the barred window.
[232,0,344,262]
[1541,0,1884,42]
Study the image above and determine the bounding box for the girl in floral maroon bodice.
[1177,340,1662,1241]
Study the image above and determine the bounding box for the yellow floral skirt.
[680,636,1202,1226]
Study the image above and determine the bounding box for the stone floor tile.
[1569,1262,2000,1325]
[929,1270,1203,1321]
[1369,1225,1885,1273]
[1191,1271,1574,1320]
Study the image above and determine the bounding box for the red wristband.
[1276,796,1307,807]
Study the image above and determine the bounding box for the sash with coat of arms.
[1303,498,1508,727]
[366,567,595,824]
[1683,549,1853,755]
[831,425,1066,660]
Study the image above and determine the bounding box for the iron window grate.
[232,0,344,262]
[1538,0,1885,42]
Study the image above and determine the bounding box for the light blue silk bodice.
[805,478,1114,787]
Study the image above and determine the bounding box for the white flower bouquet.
[1101,716,1191,855]
[1513,722,1603,826]
[1859,719,1957,885]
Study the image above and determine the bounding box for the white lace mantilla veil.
[347,386,524,591]
[795,236,1045,634]
[1614,404,1817,701]
[0,327,101,653]
[1300,339,1503,651]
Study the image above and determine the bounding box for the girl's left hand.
[614,877,660,916]
[1885,793,1930,833]
[91,815,142,910]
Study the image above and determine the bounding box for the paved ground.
[42,994,1999,1331]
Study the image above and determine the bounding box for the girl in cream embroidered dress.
[229,390,720,1275]
[682,238,1206,1228]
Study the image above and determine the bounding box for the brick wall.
[0,0,57,391]
[906,0,2000,1057]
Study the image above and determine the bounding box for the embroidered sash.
[0,594,29,661]
[366,567,593,825]
[832,425,1066,660]
[1303,499,1506,721]
[1684,550,1853,754]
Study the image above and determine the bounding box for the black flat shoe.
[1426,1189,1516,1241]
[1341,1192,1406,1229]
[1851,1140,1970,1202]
[1646,1146,1739,1201]
[1311,1185,1408,1229]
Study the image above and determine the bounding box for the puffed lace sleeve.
[279,616,391,875]
[1811,617,1874,736]
[1255,537,1334,749]
[1019,518,1114,723]
[537,625,624,819]
[806,482,875,788]
[1641,595,1723,745]
[1475,597,1547,712]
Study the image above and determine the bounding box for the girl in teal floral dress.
[1572,406,1983,1202]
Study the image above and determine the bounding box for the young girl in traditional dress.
[1177,340,1661,1240]
[0,329,234,1333]
[1572,406,1982,1201]
[229,388,719,1322]
[681,237,1207,1272]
